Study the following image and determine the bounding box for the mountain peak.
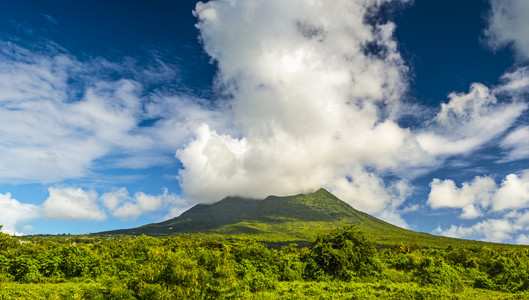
[98,189,514,249]
[102,188,359,235]
[313,187,332,195]
[102,188,371,236]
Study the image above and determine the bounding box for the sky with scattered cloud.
[1,0,529,244]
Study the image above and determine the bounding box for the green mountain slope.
[99,188,522,249]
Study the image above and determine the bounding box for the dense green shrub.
[9,255,42,283]
[0,232,17,251]
[58,245,100,278]
[412,256,463,292]
[306,225,383,281]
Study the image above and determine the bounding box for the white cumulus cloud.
[435,209,529,244]
[176,0,529,231]
[430,172,529,243]
[493,172,529,211]
[436,218,519,243]
[103,188,186,220]
[428,171,529,216]
[0,193,39,235]
[1,186,188,235]
[428,176,496,219]
[41,187,106,221]
[516,234,529,245]
[179,0,420,214]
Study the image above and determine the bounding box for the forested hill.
[98,188,522,249]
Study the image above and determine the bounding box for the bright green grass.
[266,281,529,300]
[2,281,526,300]
[0,282,105,300]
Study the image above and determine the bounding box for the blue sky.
[1,0,529,244]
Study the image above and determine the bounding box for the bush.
[9,255,42,283]
[59,245,100,278]
[0,232,17,251]
[306,225,383,281]
[413,257,463,292]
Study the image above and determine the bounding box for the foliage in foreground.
[1,225,529,299]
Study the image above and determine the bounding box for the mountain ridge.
[98,188,523,249]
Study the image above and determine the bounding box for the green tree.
[305,225,383,281]
[9,255,42,283]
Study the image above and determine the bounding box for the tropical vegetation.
[1,225,529,299]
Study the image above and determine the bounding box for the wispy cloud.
[417,80,527,156]
[0,39,220,183]
[501,126,529,161]
[485,0,529,61]
[40,14,58,26]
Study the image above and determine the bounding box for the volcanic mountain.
[99,188,511,248]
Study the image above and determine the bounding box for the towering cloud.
[176,0,529,229]
[176,0,419,225]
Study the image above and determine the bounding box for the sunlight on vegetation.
[1,226,528,299]
[104,189,528,251]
